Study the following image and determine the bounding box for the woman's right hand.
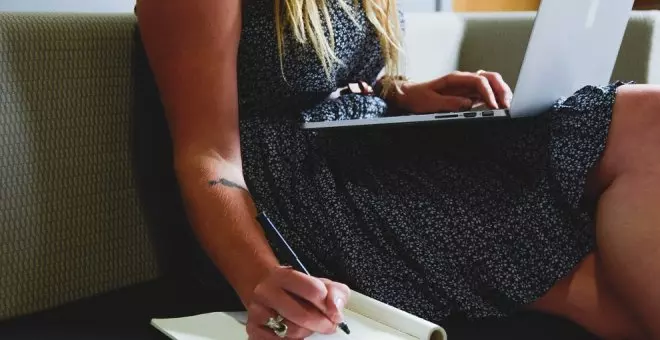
[246,266,351,339]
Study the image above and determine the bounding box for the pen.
[256,212,351,335]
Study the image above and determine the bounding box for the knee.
[616,83,660,103]
[613,85,660,140]
[604,85,660,175]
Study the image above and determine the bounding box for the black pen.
[256,212,351,335]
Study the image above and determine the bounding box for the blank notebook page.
[152,309,419,340]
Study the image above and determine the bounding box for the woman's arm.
[137,2,351,336]
[136,0,277,304]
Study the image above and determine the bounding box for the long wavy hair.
[273,0,403,92]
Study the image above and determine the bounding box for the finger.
[432,94,473,113]
[478,70,512,108]
[319,279,351,324]
[471,101,488,110]
[247,303,314,340]
[359,81,374,95]
[246,322,283,340]
[435,72,498,109]
[253,284,336,334]
[272,268,329,314]
[319,279,351,297]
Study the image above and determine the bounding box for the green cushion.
[0,13,160,320]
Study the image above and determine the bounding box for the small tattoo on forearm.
[209,178,250,193]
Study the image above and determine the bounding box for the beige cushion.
[0,13,160,320]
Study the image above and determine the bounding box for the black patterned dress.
[218,1,621,322]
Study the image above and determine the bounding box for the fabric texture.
[0,13,160,320]
[227,1,623,322]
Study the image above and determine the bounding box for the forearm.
[176,158,279,305]
[137,0,269,301]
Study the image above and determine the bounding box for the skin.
[137,1,660,339]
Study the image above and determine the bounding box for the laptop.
[301,0,634,130]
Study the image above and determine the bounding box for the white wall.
[0,0,134,12]
[400,0,452,11]
[400,0,437,12]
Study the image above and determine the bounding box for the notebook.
[151,290,447,340]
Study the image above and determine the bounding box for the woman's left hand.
[392,70,513,114]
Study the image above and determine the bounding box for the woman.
[135,0,660,339]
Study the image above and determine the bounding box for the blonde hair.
[274,0,403,94]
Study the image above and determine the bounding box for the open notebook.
[151,291,447,340]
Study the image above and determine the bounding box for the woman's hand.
[246,266,351,339]
[392,70,513,114]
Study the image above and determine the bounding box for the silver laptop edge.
[302,0,634,130]
[301,109,509,129]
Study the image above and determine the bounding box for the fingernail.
[335,297,345,309]
[334,297,345,322]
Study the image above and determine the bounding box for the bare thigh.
[527,84,660,340]
[530,253,641,339]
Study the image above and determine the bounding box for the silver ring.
[265,315,288,338]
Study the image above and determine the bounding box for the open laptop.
[301,0,634,130]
